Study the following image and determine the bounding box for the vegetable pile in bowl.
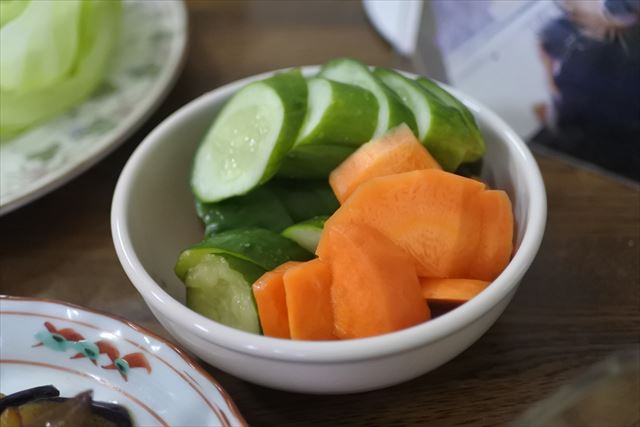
[176,58,513,340]
[0,0,121,138]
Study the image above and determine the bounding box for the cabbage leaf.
[0,0,122,138]
[0,0,29,27]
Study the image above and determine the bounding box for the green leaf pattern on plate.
[26,144,60,162]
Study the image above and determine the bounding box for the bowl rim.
[111,66,547,363]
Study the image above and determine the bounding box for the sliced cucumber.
[277,77,379,177]
[191,70,307,202]
[175,243,265,282]
[175,228,313,333]
[180,228,313,272]
[295,77,378,147]
[183,253,262,333]
[373,68,479,170]
[456,158,484,178]
[195,186,293,236]
[319,58,417,137]
[374,68,435,141]
[416,76,478,128]
[282,216,327,252]
[416,76,485,162]
[270,179,339,222]
[278,143,355,178]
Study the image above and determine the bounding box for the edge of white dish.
[0,0,188,217]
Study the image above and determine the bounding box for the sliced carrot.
[419,278,489,305]
[329,124,441,203]
[283,258,335,340]
[274,260,303,273]
[467,190,514,281]
[252,261,301,339]
[324,169,486,278]
[317,223,430,339]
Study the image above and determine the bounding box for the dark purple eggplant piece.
[19,396,132,427]
[0,385,60,412]
[86,400,133,427]
[0,407,22,427]
[1,387,133,427]
[46,397,133,427]
[21,390,92,427]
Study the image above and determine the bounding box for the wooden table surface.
[1,1,639,426]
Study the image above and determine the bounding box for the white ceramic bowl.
[111,66,546,394]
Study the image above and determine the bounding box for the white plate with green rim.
[0,0,187,216]
[0,295,247,427]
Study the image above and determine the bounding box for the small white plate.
[0,0,187,216]
[0,296,247,427]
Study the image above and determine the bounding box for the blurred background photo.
[365,0,640,181]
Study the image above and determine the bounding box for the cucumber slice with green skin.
[195,186,293,236]
[295,77,378,147]
[270,179,339,222]
[179,228,313,272]
[319,58,417,137]
[416,76,478,128]
[191,70,307,203]
[278,144,355,178]
[416,77,485,162]
[175,228,312,332]
[456,158,484,178]
[374,67,484,171]
[176,247,265,282]
[183,253,262,334]
[278,77,378,178]
[281,216,327,252]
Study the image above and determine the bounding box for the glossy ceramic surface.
[0,296,246,426]
[111,66,547,393]
[0,0,187,216]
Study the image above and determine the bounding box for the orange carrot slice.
[252,261,301,338]
[467,190,514,281]
[317,223,430,339]
[283,259,336,340]
[419,278,489,304]
[274,261,303,273]
[329,124,441,203]
[324,169,486,278]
